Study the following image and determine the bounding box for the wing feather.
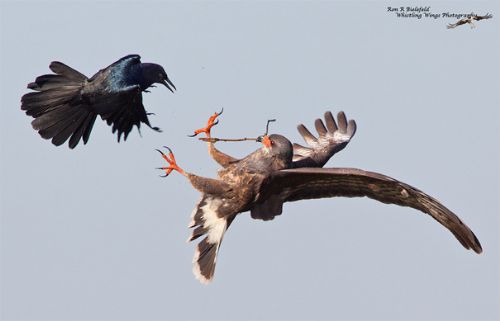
[96,85,159,141]
[292,111,357,168]
[255,167,482,254]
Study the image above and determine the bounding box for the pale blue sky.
[1,1,499,320]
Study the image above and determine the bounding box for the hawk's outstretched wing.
[292,111,356,168]
[253,167,482,254]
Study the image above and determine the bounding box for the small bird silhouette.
[447,13,493,29]
[157,110,482,284]
[21,55,175,148]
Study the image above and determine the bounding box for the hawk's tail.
[188,196,235,284]
[21,61,97,149]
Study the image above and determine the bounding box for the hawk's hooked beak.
[257,135,272,148]
[161,76,176,93]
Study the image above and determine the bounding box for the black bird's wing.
[292,111,356,168]
[89,54,142,81]
[114,54,142,65]
[85,54,159,141]
[97,84,159,142]
[252,167,482,254]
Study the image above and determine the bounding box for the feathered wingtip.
[292,111,357,167]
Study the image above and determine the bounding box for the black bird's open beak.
[161,76,176,93]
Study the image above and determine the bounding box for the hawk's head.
[257,134,293,162]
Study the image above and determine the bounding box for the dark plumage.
[158,111,482,284]
[21,55,175,148]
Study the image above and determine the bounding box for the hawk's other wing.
[253,167,482,253]
[292,111,357,168]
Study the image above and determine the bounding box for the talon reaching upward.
[188,108,223,138]
[21,55,176,148]
[157,110,482,284]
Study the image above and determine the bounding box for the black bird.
[21,54,175,148]
[157,110,482,284]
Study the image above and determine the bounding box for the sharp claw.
[157,166,169,177]
[156,147,184,177]
[189,109,223,138]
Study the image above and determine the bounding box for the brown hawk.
[157,110,482,284]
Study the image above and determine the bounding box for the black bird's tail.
[21,62,97,149]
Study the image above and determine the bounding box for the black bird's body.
[21,55,175,148]
[158,111,482,284]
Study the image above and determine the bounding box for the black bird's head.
[141,63,176,93]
